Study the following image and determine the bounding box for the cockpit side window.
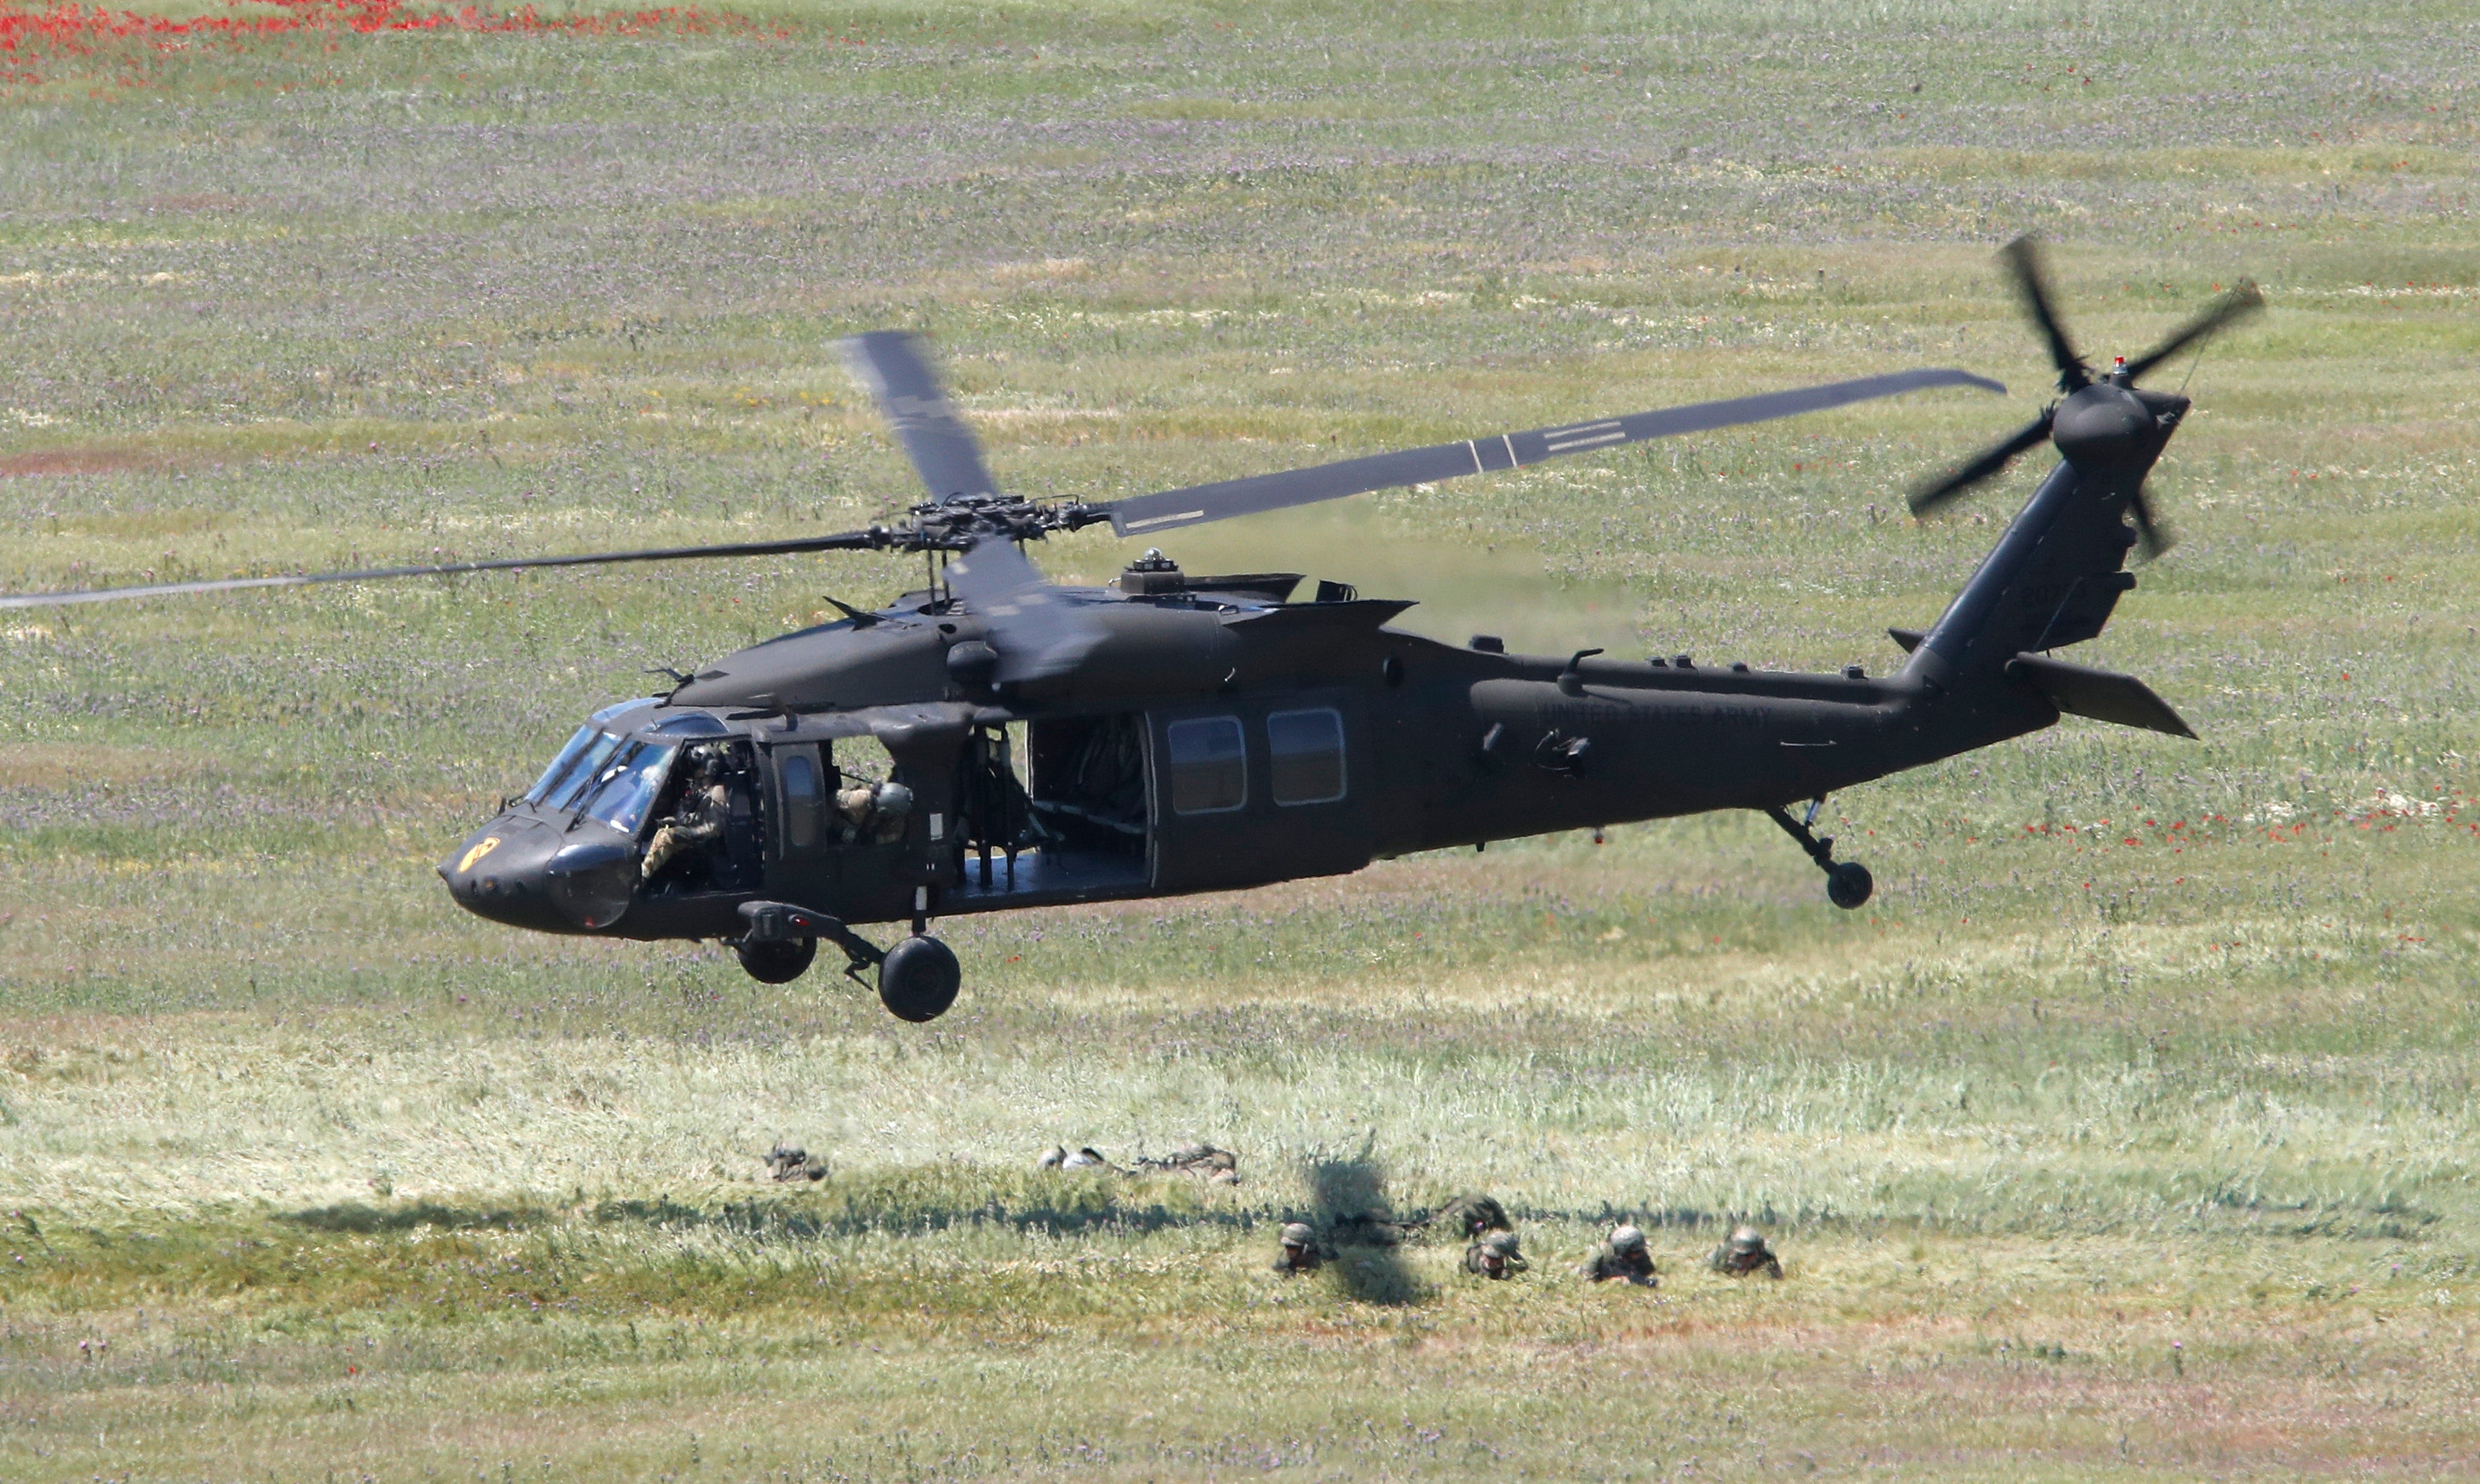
[526,726,602,805]
[543,733,625,812]
[577,740,679,836]
[781,751,822,850]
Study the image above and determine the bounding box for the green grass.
[2,0,2479,1476]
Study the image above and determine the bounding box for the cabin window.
[1267,707,1346,805]
[1166,716,1246,815]
[781,751,822,850]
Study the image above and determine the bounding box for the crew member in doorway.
[834,778,915,844]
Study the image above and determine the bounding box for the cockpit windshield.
[575,740,679,836]
[538,731,625,812]
[526,726,602,805]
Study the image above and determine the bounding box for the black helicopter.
[5,240,2258,1023]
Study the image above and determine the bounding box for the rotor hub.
[2050,384,2156,477]
[1117,548,1185,595]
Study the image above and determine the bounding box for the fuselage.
[440,561,2055,940]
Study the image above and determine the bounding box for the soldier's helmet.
[1483,1230,1522,1255]
[1280,1222,1316,1247]
[1728,1225,1768,1254]
[873,780,916,816]
[1610,1224,1647,1253]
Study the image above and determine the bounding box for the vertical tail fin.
[1905,458,2141,688]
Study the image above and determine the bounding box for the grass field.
[2,0,2478,1476]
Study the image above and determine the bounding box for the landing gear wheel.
[1827,862,1874,911]
[878,935,960,1022]
[737,935,817,985]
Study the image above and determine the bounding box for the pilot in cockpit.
[642,746,731,880]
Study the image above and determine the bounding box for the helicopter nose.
[440,812,642,932]
[439,815,568,931]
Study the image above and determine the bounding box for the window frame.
[1165,714,1248,816]
[1265,706,1348,806]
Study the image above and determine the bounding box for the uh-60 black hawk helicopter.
[6,239,2258,1023]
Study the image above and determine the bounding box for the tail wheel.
[737,935,817,984]
[878,935,960,1022]
[1827,862,1874,911]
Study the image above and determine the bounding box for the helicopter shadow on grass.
[572,1172,1281,1243]
[282,1199,550,1234]
[278,1192,1787,1253]
[284,1186,1261,1242]
[1306,1150,1430,1306]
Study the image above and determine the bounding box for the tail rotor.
[1909,236,2262,561]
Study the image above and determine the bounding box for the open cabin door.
[946,712,1153,909]
[755,734,935,924]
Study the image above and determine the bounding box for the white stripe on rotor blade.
[1544,424,1627,453]
[1500,434,1519,468]
[1464,440,1484,475]
[1124,510,1206,531]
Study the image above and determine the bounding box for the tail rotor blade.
[943,537,1105,682]
[2000,237,2092,393]
[1907,411,2055,517]
[2127,482,2174,560]
[2118,280,2265,386]
[838,330,1000,504]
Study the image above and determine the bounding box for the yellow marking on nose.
[458,836,502,873]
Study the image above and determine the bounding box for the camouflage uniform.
[1272,1222,1323,1274]
[1464,1229,1527,1279]
[836,779,915,845]
[1142,1142,1240,1183]
[642,754,730,879]
[763,1143,827,1183]
[1583,1224,1657,1286]
[1328,1210,1413,1248]
[1434,1193,1512,1241]
[1708,1225,1783,1279]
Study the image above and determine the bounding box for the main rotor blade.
[1907,410,2056,517]
[2001,236,2092,393]
[1100,367,2004,538]
[2118,280,2265,386]
[0,529,888,611]
[838,330,1000,504]
[943,536,1106,682]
